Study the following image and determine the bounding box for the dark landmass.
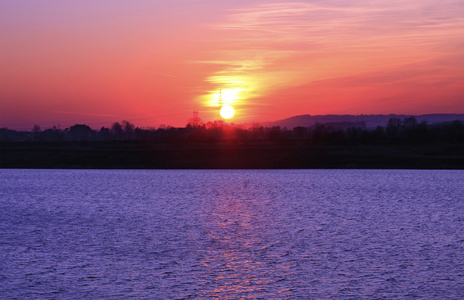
[263,114,464,129]
[1,141,462,169]
[1,117,463,169]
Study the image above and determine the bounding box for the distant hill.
[262,114,464,129]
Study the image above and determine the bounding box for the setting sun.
[220,105,235,119]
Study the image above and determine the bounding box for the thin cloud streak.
[54,111,117,117]
[202,0,464,118]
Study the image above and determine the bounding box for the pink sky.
[1,0,463,130]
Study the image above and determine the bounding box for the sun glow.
[212,88,241,104]
[220,105,235,119]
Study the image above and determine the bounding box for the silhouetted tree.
[269,126,282,142]
[32,124,41,133]
[122,120,135,138]
[41,126,64,141]
[403,117,418,128]
[293,126,308,138]
[2,118,463,148]
[346,127,362,145]
[69,124,94,141]
[372,126,385,144]
[99,127,111,140]
[312,125,329,145]
[111,122,123,139]
[0,128,26,142]
[387,117,402,138]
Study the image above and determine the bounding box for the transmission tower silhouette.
[216,90,224,120]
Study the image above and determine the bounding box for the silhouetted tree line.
[1,117,463,145]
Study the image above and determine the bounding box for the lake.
[1,169,463,299]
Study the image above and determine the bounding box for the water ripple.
[0,169,463,298]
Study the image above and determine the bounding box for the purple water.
[1,169,463,298]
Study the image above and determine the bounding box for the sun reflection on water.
[196,179,294,298]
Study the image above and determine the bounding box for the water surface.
[1,169,463,298]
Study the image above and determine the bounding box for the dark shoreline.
[1,141,462,169]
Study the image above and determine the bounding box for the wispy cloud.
[54,111,116,117]
[202,0,464,113]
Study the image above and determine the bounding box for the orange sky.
[1,0,463,130]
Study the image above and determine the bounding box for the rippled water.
[1,169,463,299]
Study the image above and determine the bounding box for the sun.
[220,105,235,119]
